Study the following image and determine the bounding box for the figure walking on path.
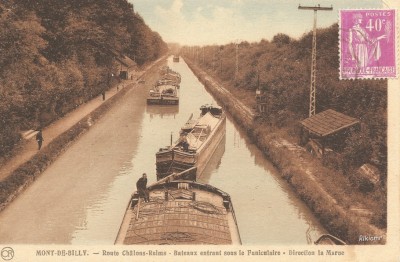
[36,130,43,150]
[136,173,149,202]
[102,91,106,101]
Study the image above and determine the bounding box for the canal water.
[0,56,325,245]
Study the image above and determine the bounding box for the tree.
[272,33,291,47]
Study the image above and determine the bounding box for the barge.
[173,55,180,62]
[115,169,241,245]
[156,79,180,88]
[147,83,179,105]
[156,104,226,180]
[159,66,181,85]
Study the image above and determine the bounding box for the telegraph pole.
[213,46,215,71]
[299,4,332,117]
[235,40,239,80]
[213,44,217,71]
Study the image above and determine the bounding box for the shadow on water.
[198,134,226,183]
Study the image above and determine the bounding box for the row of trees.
[0,0,168,157]
[182,24,387,177]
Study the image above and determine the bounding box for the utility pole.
[212,46,215,71]
[235,41,239,80]
[299,4,332,117]
[213,44,217,71]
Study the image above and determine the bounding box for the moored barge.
[147,83,179,105]
[156,104,226,180]
[159,66,181,85]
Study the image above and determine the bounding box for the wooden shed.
[300,109,360,156]
[115,54,137,80]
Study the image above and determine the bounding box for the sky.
[130,0,390,46]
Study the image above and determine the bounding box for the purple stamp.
[340,9,397,79]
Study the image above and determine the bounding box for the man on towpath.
[36,130,44,150]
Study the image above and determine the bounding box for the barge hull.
[156,113,226,180]
[147,98,179,105]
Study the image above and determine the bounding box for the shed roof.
[115,55,136,68]
[107,48,136,68]
[300,109,360,137]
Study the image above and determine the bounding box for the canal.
[0,56,325,244]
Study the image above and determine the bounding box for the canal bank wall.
[0,57,167,213]
[185,59,385,245]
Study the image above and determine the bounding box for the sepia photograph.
[0,0,398,261]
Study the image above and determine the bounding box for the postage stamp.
[339,9,397,79]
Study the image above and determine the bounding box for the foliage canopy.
[0,0,168,157]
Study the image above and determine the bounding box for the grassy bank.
[186,59,385,244]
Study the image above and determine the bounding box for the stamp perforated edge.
[338,8,399,80]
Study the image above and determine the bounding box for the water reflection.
[199,134,226,182]
[199,110,326,244]
[146,104,179,119]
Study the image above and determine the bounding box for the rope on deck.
[189,201,223,215]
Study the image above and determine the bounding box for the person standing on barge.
[136,173,149,202]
